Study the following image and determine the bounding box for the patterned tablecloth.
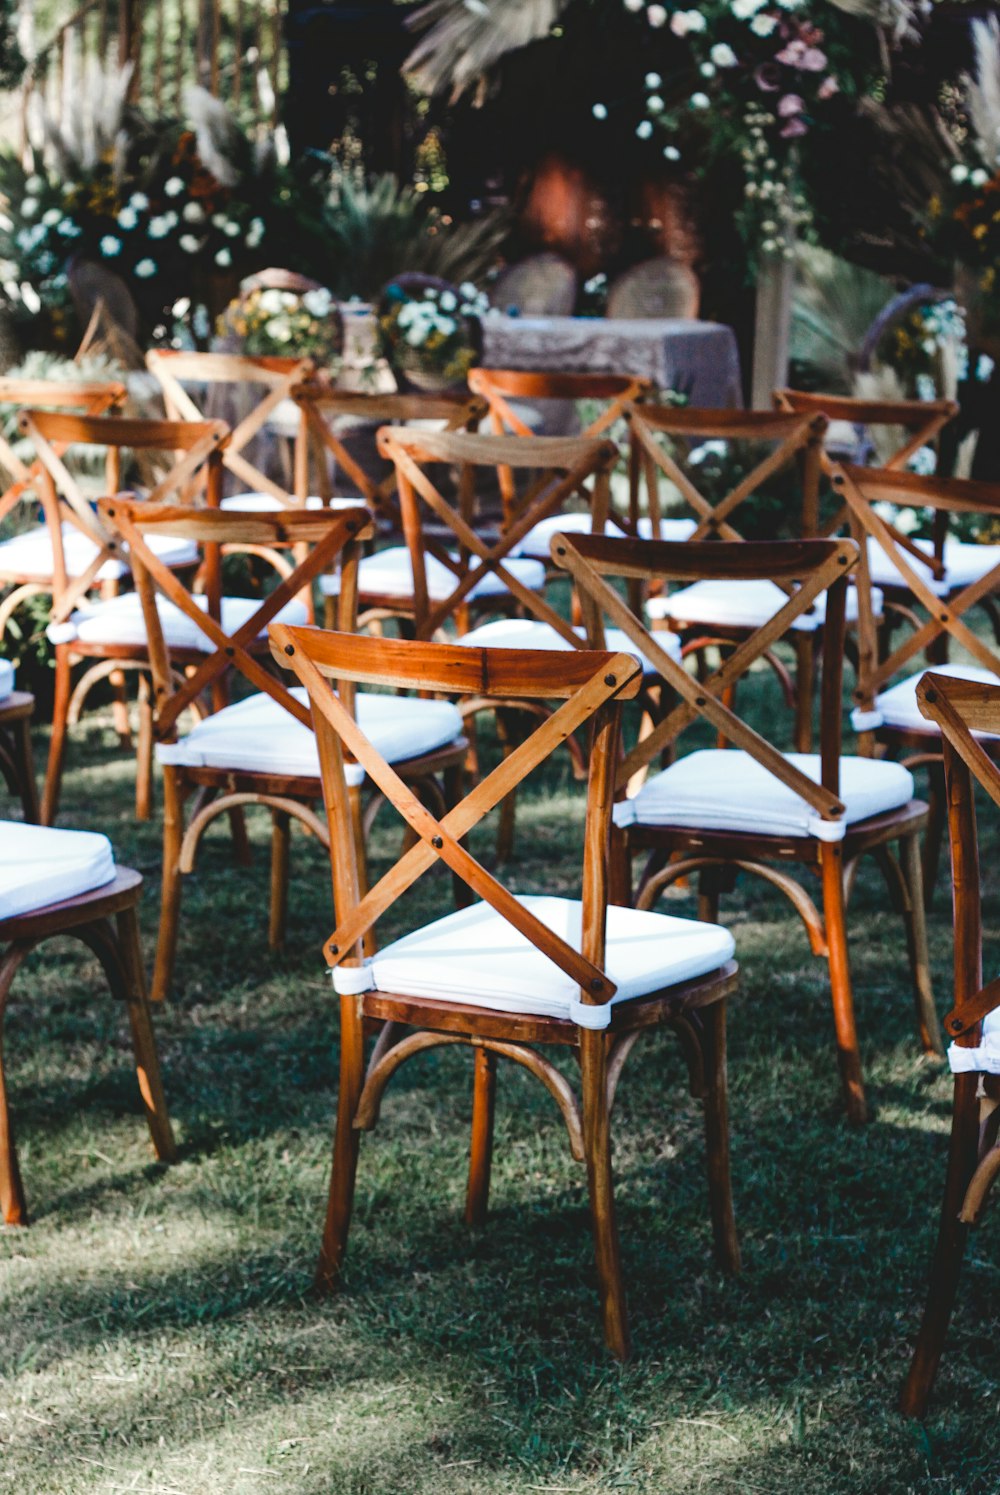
[480,315,743,408]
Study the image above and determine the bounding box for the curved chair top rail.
[469,368,654,402]
[99,496,374,550]
[147,349,314,384]
[834,462,1000,516]
[775,388,959,428]
[0,377,126,407]
[631,403,827,440]
[551,532,857,584]
[376,425,617,472]
[19,410,229,452]
[291,382,484,421]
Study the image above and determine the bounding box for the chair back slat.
[468,368,652,440]
[0,378,125,528]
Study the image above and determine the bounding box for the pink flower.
[780,116,808,137]
[775,40,806,64]
[778,93,804,115]
[800,47,827,70]
[754,62,781,91]
[817,75,839,99]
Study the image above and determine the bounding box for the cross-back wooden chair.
[469,368,652,439]
[553,531,942,1125]
[627,404,832,750]
[774,389,958,478]
[272,622,740,1359]
[30,413,228,824]
[293,382,486,529]
[0,820,175,1225]
[901,672,1000,1415]
[0,662,38,821]
[100,498,468,1000]
[838,462,1000,896]
[0,377,126,642]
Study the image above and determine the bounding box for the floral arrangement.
[378,280,489,386]
[217,285,342,365]
[929,165,1000,338]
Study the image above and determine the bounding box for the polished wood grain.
[468,368,652,439]
[0,692,38,822]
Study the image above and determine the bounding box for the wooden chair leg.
[41,644,72,825]
[135,673,154,822]
[819,841,869,1125]
[495,709,518,864]
[922,761,947,911]
[109,666,132,748]
[899,831,945,1058]
[228,806,253,867]
[465,1045,497,1229]
[900,1071,980,1417]
[268,808,291,950]
[316,993,366,1292]
[14,714,39,823]
[116,907,177,1164]
[700,999,741,1274]
[793,632,815,754]
[0,942,29,1225]
[609,825,633,907]
[151,769,186,1003]
[580,1029,631,1359]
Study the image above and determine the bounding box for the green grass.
[2,671,1000,1494]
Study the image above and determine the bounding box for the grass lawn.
[2,664,999,1494]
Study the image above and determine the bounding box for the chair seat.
[646,577,879,633]
[219,492,351,512]
[866,536,1000,597]
[0,522,198,583]
[949,1007,1000,1074]
[331,893,735,1029]
[318,545,546,600]
[867,664,1000,737]
[156,685,464,788]
[511,512,697,561]
[0,659,12,700]
[454,616,682,677]
[0,820,116,921]
[46,591,309,651]
[613,749,915,841]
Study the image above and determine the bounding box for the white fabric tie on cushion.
[850,707,884,732]
[645,577,880,633]
[46,591,308,650]
[0,659,13,700]
[868,664,1000,739]
[0,820,116,921]
[949,1008,1000,1074]
[454,615,682,677]
[510,512,697,561]
[0,522,198,583]
[319,545,546,599]
[613,748,914,841]
[155,685,463,787]
[865,536,1000,597]
[329,894,735,1027]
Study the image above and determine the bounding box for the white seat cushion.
[511,512,697,561]
[866,537,1000,597]
[156,685,463,788]
[0,821,116,921]
[454,616,682,677]
[219,492,359,512]
[318,545,546,600]
[47,591,308,650]
[0,658,12,699]
[613,749,914,840]
[332,894,735,1029]
[0,522,198,583]
[646,577,879,632]
[949,1007,1000,1074]
[870,664,1000,737]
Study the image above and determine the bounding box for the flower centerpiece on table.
[377,278,489,391]
[216,285,343,369]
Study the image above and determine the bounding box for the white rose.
[690,92,711,109]
[950,164,969,184]
[100,234,122,257]
[732,0,765,15]
[647,4,667,24]
[135,257,156,277]
[663,145,681,161]
[164,177,184,198]
[636,120,654,139]
[182,202,205,223]
[711,43,738,65]
[21,198,38,218]
[148,215,171,239]
[647,94,664,113]
[118,206,139,230]
[645,71,662,88]
[750,14,777,34]
[130,192,149,210]
[41,208,61,227]
[970,168,989,188]
[179,234,201,253]
[214,247,232,267]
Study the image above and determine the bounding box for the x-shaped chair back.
[23,411,228,624]
[292,382,486,524]
[377,426,618,642]
[0,377,125,533]
[552,531,858,817]
[270,623,642,1014]
[627,404,828,544]
[98,497,373,745]
[468,369,653,439]
[147,350,313,506]
[774,389,958,475]
[836,463,1000,716]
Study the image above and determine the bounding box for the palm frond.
[182,85,250,188]
[791,246,895,391]
[822,0,924,45]
[403,0,569,99]
[965,15,1000,169]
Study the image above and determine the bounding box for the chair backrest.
[488,253,577,316]
[0,377,126,532]
[270,622,642,1018]
[98,497,372,743]
[22,411,228,622]
[293,382,486,524]
[147,350,314,507]
[377,426,618,642]
[468,368,653,440]
[239,268,324,296]
[606,259,700,321]
[774,389,958,474]
[627,404,827,543]
[552,531,858,815]
[835,463,1000,720]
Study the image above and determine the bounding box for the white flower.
[950,164,968,184]
[163,211,179,229]
[182,202,205,223]
[179,234,201,253]
[624,0,645,10]
[224,221,240,237]
[439,290,457,311]
[130,192,149,210]
[750,13,777,34]
[302,288,332,317]
[671,8,705,33]
[711,42,738,65]
[58,218,81,238]
[645,72,662,88]
[688,440,728,465]
[214,247,232,267]
[135,257,156,277]
[20,198,38,218]
[460,281,478,300]
[689,92,711,108]
[663,145,681,160]
[646,4,667,24]
[592,102,608,120]
[148,215,172,239]
[636,120,654,139]
[732,0,766,15]
[267,317,292,343]
[700,62,717,77]
[118,205,139,230]
[259,289,285,313]
[647,94,664,113]
[164,177,184,198]
[25,175,43,193]
[971,168,989,188]
[41,207,61,227]
[100,234,122,257]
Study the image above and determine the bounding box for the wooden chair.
[0,820,176,1225]
[901,672,1000,1415]
[99,498,468,1000]
[628,404,830,750]
[488,253,577,316]
[553,531,942,1125]
[774,389,957,479]
[0,376,126,643]
[0,661,38,821]
[271,622,740,1358]
[31,412,228,824]
[606,258,700,320]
